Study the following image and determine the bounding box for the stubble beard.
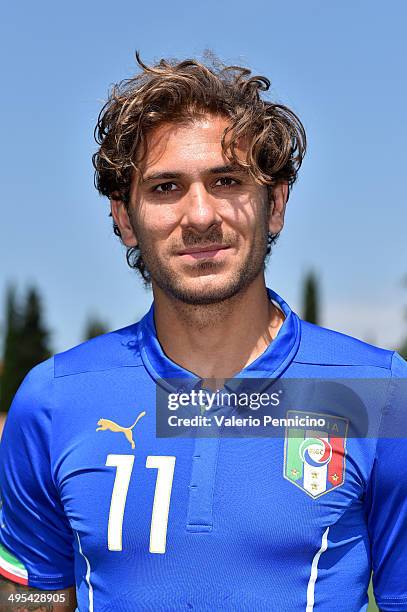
[129,212,270,307]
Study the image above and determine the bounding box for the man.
[0,54,406,612]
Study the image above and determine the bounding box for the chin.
[165,273,247,305]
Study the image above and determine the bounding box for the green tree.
[0,285,23,411]
[18,287,51,375]
[302,270,320,325]
[83,316,109,341]
[0,286,51,412]
[398,275,407,360]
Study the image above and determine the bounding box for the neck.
[152,275,285,380]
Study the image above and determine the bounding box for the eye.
[214,177,240,188]
[152,182,178,194]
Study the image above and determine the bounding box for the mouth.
[177,244,231,260]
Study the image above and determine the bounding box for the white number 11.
[106,454,176,554]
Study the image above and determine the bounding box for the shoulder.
[54,321,144,377]
[1,357,55,446]
[2,322,146,440]
[295,319,400,371]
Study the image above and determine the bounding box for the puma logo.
[96,411,146,449]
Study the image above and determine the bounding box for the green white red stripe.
[0,543,28,585]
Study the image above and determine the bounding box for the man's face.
[111,114,287,305]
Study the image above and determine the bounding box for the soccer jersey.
[1,288,407,612]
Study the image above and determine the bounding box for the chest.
[53,398,370,565]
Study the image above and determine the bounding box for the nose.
[180,182,221,232]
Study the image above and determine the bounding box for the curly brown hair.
[93,52,306,282]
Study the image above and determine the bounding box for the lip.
[177,245,231,259]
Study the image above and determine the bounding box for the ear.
[110,199,138,247]
[269,182,289,235]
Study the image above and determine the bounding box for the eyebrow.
[142,164,245,183]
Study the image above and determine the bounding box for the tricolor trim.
[0,543,28,585]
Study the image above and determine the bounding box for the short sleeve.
[366,352,407,612]
[0,358,75,589]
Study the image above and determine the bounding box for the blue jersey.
[1,289,407,612]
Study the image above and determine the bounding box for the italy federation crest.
[283,411,348,499]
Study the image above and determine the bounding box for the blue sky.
[0,0,406,353]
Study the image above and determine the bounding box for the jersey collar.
[138,288,301,391]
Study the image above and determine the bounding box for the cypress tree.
[302,271,320,325]
[398,276,407,360]
[0,286,23,412]
[83,316,109,341]
[0,286,51,412]
[18,287,51,376]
